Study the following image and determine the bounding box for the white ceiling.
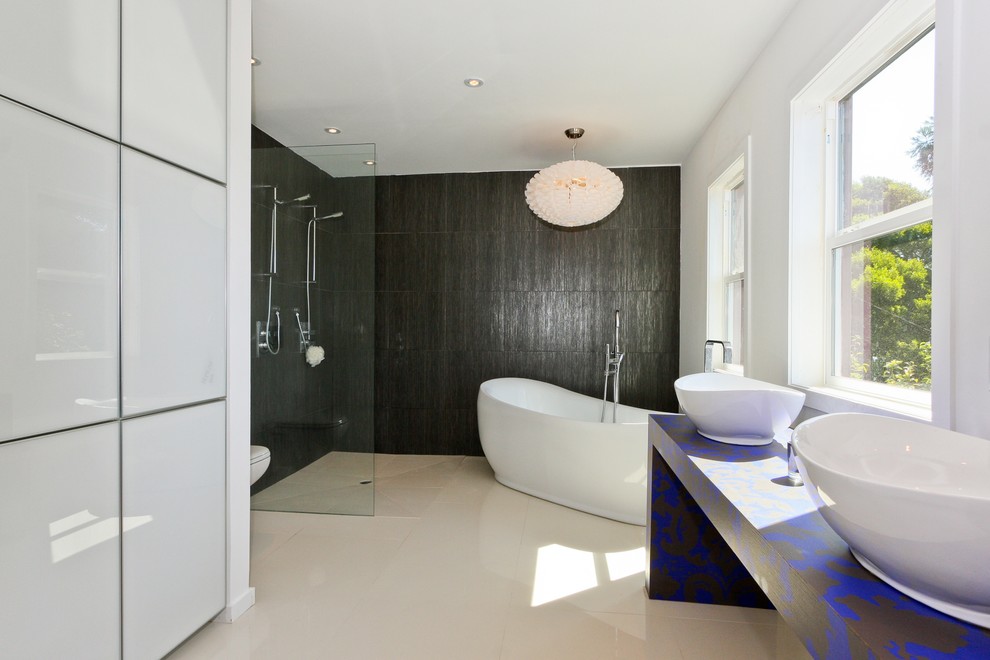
[251,0,800,176]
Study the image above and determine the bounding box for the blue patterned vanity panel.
[648,414,990,660]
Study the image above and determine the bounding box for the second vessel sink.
[673,372,805,446]
[792,412,990,628]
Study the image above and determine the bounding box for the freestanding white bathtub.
[477,377,659,526]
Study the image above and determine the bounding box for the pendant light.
[525,128,623,227]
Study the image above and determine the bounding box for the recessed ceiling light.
[464,78,484,88]
[324,127,341,135]
[250,57,261,66]
[364,160,375,166]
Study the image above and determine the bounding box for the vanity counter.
[648,413,990,658]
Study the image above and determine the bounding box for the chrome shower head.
[275,193,311,205]
[313,211,344,221]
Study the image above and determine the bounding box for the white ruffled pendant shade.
[525,128,623,227]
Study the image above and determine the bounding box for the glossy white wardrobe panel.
[0,99,119,442]
[0,0,119,138]
[122,403,226,660]
[121,149,226,415]
[0,424,120,659]
[121,0,227,182]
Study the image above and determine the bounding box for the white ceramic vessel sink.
[673,372,805,446]
[792,413,990,627]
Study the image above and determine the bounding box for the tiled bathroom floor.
[172,455,810,659]
[250,451,375,515]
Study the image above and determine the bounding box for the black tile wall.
[250,127,375,493]
[375,167,681,455]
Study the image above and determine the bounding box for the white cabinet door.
[121,0,227,182]
[0,0,119,138]
[0,99,119,443]
[0,424,121,659]
[122,403,226,660]
[121,149,226,415]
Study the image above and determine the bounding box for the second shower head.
[275,193,311,205]
[313,211,344,221]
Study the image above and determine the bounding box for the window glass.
[725,279,744,365]
[833,220,932,389]
[837,29,934,231]
[727,182,745,275]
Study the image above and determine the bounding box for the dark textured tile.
[623,228,680,292]
[504,291,591,352]
[438,351,507,409]
[383,291,443,350]
[501,230,558,292]
[546,351,603,398]
[374,405,390,452]
[446,408,482,456]
[443,290,504,352]
[586,292,625,353]
[443,231,504,292]
[332,290,375,352]
[620,290,678,354]
[445,172,503,233]
[379,408,421,454]
[329,346,374,450]
[501,351,551,383]
[382,408,446,454]
[319,229,374,292]
[379,174,446,233]
[378,349,437,410]
[568,225,624,292]
[377,232,445,293]
[374,291,389,350]
[502,351,599,397]
[618,352,666,411]
[329,175,376,236]
[614,167,670,229]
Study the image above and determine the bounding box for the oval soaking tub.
[477,377,659,526]
[793,413,990,628]
[674,372,805,446]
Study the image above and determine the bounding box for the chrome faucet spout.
[786,440,803,486]
[704,339,732,372]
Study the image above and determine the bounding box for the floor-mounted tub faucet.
[601,309,625,423]
[704,339,732,372]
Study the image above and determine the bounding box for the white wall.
[679,0,990,437]
[931,0,990,437]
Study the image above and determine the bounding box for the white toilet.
[250,445,271,485]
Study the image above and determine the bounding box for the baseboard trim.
[215,587,256,623]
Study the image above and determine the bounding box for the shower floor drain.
[359,480,372,485]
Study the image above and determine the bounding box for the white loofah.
[305,345,325,367]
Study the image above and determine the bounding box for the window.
[790,0,934,417]
[708,149,747,372]
[830,28,934,398]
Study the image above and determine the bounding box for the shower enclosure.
[250,128,376,515]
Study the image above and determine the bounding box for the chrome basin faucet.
[704,339,732,372]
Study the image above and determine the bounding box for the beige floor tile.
[373,453,463,479]
[373,485,444,517]
[174,453,814,660]
[499,606,662,660]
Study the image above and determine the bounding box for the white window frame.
[790,0,935,419]
[707,140,749,375]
